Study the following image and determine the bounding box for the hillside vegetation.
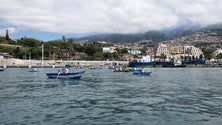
[1,24,222,60]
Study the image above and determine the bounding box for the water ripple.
[0,68,222,125]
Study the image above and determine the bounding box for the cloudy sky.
[1,0,222,41]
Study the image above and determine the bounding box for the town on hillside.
[1,29,222,67]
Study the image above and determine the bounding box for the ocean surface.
[0,68,222,125]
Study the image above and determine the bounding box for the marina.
[1,1,222,124]
[1,58,222,69]
[1,0,222,124]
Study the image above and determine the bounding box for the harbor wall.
[1,59,222,68]
[0,59,128,68]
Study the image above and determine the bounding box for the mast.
[41,42,44,66]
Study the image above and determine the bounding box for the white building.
[190,46,203,59]
[0,55,3,59]
[156,44,203,59]
[128,49,141,55]
[183,46,203,59]
[212,49,222,58]
[156,44,170,57]
[102,47,116,53]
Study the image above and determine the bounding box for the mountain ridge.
[72,24,222,44]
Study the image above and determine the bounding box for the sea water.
[0,68,222,125]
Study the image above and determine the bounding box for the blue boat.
[128,55,155,67]
[0,68,4,71]
[46,70,85,79]
[133,70,151,75]
[132,68,152,75]
[130,67,142,72]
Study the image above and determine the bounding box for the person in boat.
[30,68,37,72]
[141,67,145,73]
[62,67,69,74]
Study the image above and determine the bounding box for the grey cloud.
[0,0,222,34]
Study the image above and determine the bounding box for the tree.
[28,47,41,59]
[140,47,147,54]
[73,44,84,52]
[103,53,113,60]
[17,38,41,47]
[192,55,195,60]
[202,49,214,60]
[5,30,10,40]
[85,46,97,56]
[216,53,222,59]
[94,51,104,60]
[199,54,203,59]
[114,48,128,61]
[0,36,8,44]
[62,36,65,42]
[121,48,128,54]
[13,47,20,58]
[160,53,167,61]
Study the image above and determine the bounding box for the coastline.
[0,59,222,68]
[0,59,128,68]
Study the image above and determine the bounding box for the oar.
[57,70,61,79]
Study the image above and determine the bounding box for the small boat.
[133,71,151,75]
[89,66,96,69]
[46,70,85,79]
[113,67,130,72]
[0,68,4,71]
[107,65,115,70]
[29,68,40,72]
[129,67,142,72]
[133,68,151,75]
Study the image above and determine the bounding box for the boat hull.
[29,70,40,72]
[46,71,85,79]
[133,70,151,75]
[156,61,186,68]
[162,65,186,68]
[182,59,205,65]
[0,68,4,71]
[29,71,40,72]
[128,62,155,67]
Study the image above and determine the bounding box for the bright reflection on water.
[0,68,222,125]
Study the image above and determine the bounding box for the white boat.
[29,68,40,72]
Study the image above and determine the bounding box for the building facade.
[156,44,203,60]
